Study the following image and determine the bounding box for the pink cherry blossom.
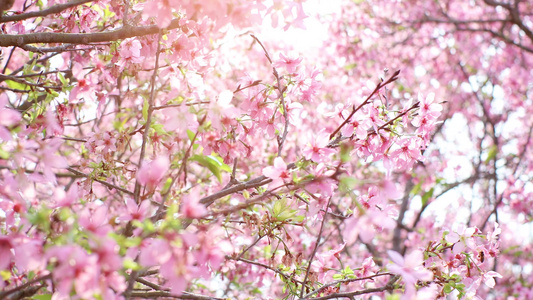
[137,156,170,190]
[142,0,179,28]
[263,157,293,189]
[302,129,336,163]
[119,38,144,65]
[273,53,303,73]
[0,94,21,141]
[119,198,152,222]
[387,250,433,298]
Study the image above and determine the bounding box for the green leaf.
[142,98,149,121]
[271,198,297,221]
[272,199,283,217]
[33,295,53,300]
[58,72,68,85]
[343,266,354,275]
[123,258,141,271]
[410,182,422,195]
[161,177,173,194]
[332,273,343,280]
[485,145,498,163]
[421,187,434,206]
[0,270,11,280]
[190,154,230,182]
[187,129,196,141]
[340,143,351,163]
[0,146,10,159]
[5,79,31,91]
[386,294,400,300]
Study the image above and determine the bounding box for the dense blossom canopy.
[0,0,531,299]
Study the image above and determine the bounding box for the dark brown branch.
[0,18,182,47]
[0,274,52,299]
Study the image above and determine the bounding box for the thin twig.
[300,197,332,298]
[67,167,133,195]
[133,31,162,203]
[250,34,290,157]
[303,273,393,298]
[329,70,401,140]
[0,274,52,299]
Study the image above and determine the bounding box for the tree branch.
[0,19,182,47]
[300,197,332,298]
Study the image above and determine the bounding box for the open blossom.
[417,92,441,120]
[0,236,13,270]
[273,53,302,73]
[0,94,21,141]
[181,188,207,219]
[482,271,503,288]
[119,38,144,64]
[446,224,479,253]
[263,157,292,188]
[142,0,179,28]
[47,245,100,298]
[387,250,433,299]
[263,157,290,181]
[119,198,152,222]
[390,137,423,170]
[137,156,170,190]
[302,130,336,163]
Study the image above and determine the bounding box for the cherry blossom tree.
[0,0,530,299]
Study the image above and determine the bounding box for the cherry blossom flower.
[78,204,112,237]
[417,92,442,120]
[387,250,433,299]
[0,235,13,270]
[262,157,293,189]
[119,198,152,222]
[358,256,376,278]
[0,94,21,141]
[302,130,336,163]
[118,38,144,66]
[137,156,170,190]
[273,53,303,73]
[50,184,79,209]
[47,245,99,298]
[306,163,337,197]
[181,188,207,219]
[446,224,479,253]
[142,0,179,28]
[482,271,503,288]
